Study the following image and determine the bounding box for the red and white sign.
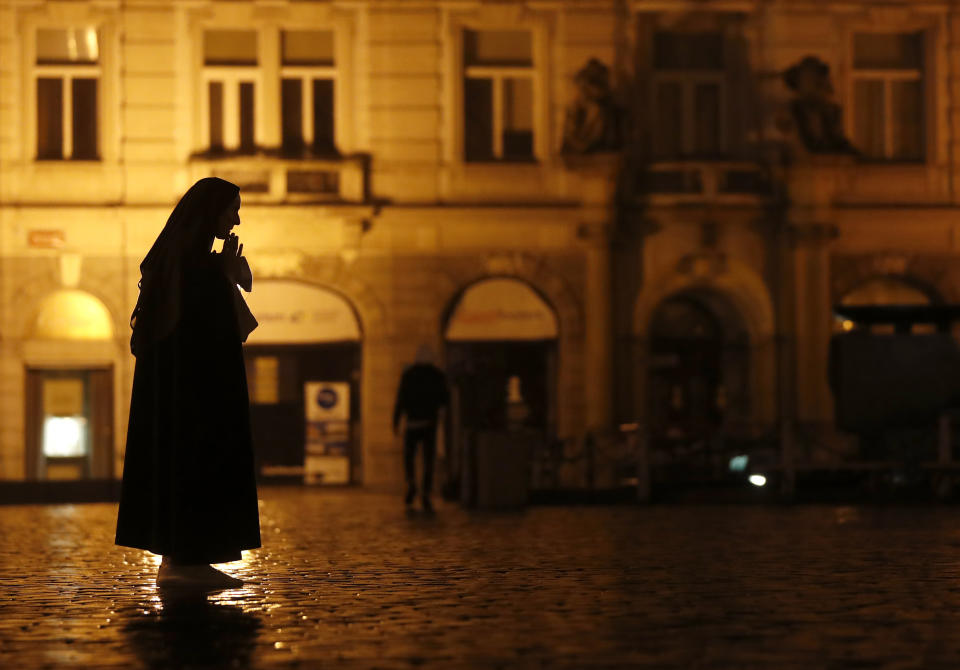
[446,278,559,341]
[28,230,65,249]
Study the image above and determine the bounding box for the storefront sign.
[446,278,558,341]
[28,230,65,249]
[245,280,361,343]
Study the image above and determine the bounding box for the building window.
[35,28,100,161]
[251,356,280,405]
[280,30,337,157]
[651,32,725,159]
[203,29,259,155]
[852,32,924,161]
[463,30,535,162]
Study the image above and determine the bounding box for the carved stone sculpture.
[783,56,857,155]
[562,58,622,155]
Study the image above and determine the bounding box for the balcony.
[190,154,367,204]
[636,161,774,206]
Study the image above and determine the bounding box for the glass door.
[26,368,113,480]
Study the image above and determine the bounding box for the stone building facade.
[0,0,956,491]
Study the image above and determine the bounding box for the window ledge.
[189,153,368,203]
[32,159,104,165]
[637,160,775,203]
[463,159,539,166]
[854,159,928,167]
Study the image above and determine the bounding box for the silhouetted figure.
[561,58,622,155]
[116,177,260,589]
[783,56,858,155]
[393,345,450,512]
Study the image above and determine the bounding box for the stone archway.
[434,254,587,439]
[240,277,367,486]
[633,261,777,433]
[646,288,750,449]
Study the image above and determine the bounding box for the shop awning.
[244,280,361,343]
[446,278,558,341]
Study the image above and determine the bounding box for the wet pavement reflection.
[6,488,960,667]
[122,587,260,669]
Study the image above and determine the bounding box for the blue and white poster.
[304,382,350,484]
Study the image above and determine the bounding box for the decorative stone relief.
[561,59,622,155]
[782,56,857,155]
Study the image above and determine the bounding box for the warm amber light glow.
[446,278,558,341]
[842,320,854,331]
[33,290,114,340]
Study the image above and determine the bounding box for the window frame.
[840,14,945,168]
[200,32,263,155]
[442,11,551,168]
[191,7,356,161]
[279,61,338,155]
[850,32,926,162]
[463,59,537,162]
[650,69,728,159]
[31,32,102,162]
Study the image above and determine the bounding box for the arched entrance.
[26,290,115,481]
[243,280,362,484]
[647,290,749,475]
[444,278,559,487]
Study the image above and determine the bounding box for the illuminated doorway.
[25,368,114,480]
[242,280,362,484]
[25,289,115,480]
[647,291,748,477]
[444,278,559,490]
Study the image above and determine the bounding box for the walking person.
[116,177,261,589]
[393,345,450,512]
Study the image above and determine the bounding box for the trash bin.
[462,430,534,509]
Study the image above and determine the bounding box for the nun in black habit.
[116,177,261,588]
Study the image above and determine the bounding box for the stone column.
[582,221,613,431]
[565,154,620,434]
[781,156,848,495]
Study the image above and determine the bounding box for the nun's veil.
[130,177,239,356]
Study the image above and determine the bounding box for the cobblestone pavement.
[6,491,960,668]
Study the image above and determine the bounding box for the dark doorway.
[446,340,555,434]
[647,292,748,477]
[243,342,361,483]
[444,340,556,493]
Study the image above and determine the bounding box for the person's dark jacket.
[393,363,450,431]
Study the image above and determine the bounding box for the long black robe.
[116,253,261,564]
